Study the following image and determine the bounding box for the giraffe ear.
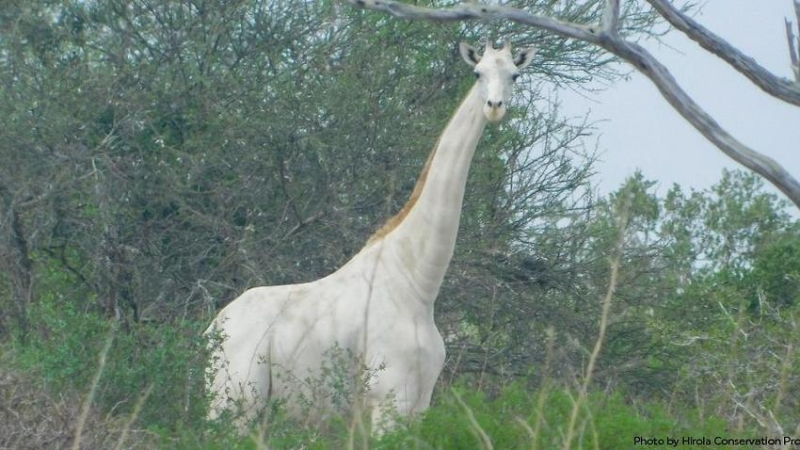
[513,46,537,69]
[459,42,481,67]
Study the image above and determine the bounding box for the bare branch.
[646,0,800,107]
[346,0,800,210]
[605,39,800,209]
[346,0,601,43]
[602,0,621,36]
[787,19,798,72]
[789,0,800,82]
[796,0,800,40]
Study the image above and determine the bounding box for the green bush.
[378,383,748,450]
[12,296,209,432]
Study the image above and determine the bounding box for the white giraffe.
[205,40,536,431]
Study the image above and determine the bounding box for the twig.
[788,0,800,82]
[282,210,326,240]
[646,0,800,106]
[786,19,799,81]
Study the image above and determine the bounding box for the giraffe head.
[459,41,536,122]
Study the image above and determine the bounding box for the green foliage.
[377,384,745,450]
[747,234,800,309]
[12,296,208,431]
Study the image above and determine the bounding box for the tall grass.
[72,332,114,450]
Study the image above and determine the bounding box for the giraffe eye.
[512,73,520,82]
[474,71,481,79]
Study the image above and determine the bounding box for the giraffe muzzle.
[484,101,507,122]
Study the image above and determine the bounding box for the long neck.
[369,84,487,300]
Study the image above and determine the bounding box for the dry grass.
[561,196,629,450]
[0,351,154,450]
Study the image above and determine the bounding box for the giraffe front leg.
[367,393,412,435]
[365,367,436,435]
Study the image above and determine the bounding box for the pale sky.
[559,1,800,206]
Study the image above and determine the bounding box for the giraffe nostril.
[486,100,493,107]
[497,101,502,107]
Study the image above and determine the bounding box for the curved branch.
[347,0,601,43]
[347,0,800,210]
[605,39,800,208]
[645,0,800,107]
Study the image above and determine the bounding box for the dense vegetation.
[1,1,798,448]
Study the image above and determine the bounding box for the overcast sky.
[558,1,800,207]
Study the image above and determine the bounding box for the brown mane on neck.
[366,144,438,245]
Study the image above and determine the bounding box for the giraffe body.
[206,41,536,431]
[207,238,445,428]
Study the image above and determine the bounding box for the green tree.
[0,0,633,348]
[642,170,800,432]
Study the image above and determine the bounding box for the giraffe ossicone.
[205,40,537,433]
